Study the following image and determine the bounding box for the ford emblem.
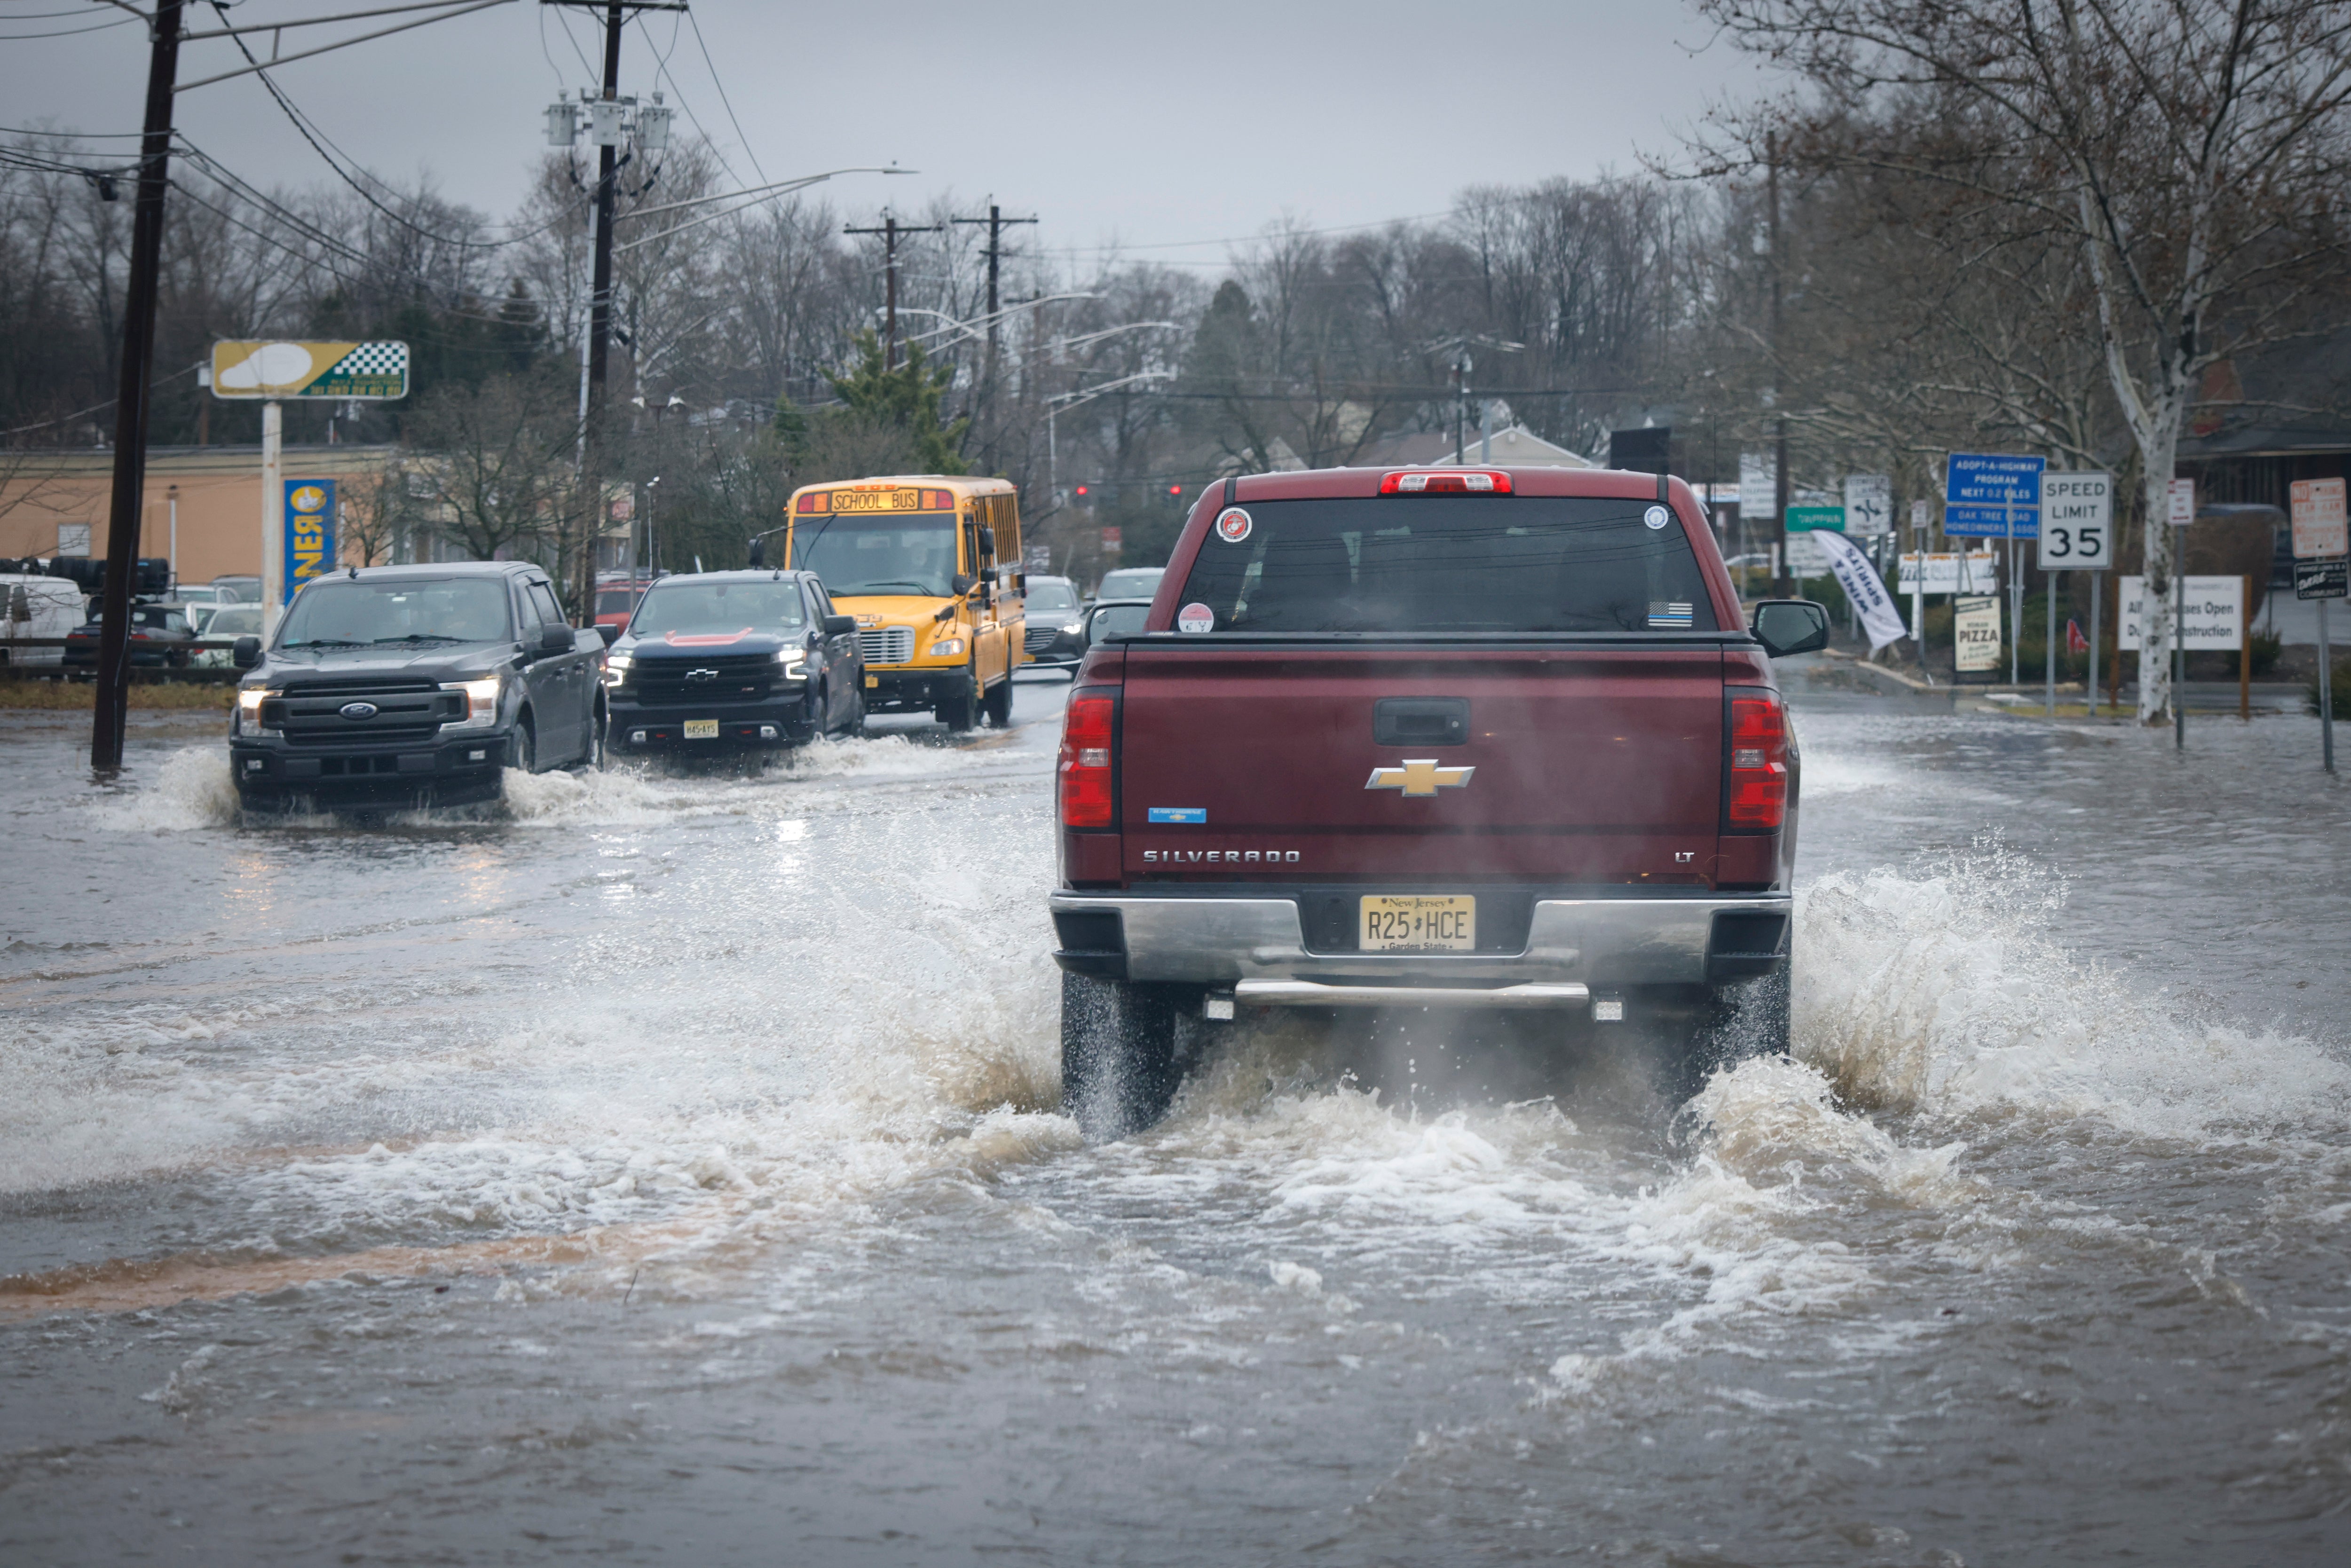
[339,701,379,719]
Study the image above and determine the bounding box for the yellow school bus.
[780,474,1025,730]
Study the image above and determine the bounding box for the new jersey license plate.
[683,719,719,740]
[1359,895,1475,952]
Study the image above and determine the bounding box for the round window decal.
[1176,602,1216,634]
[1214,506,1253,544]
[1643,504,1672,530]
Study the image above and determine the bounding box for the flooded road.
[4,664,2349,1565]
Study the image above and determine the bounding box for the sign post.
[2040,471,2113,717]
[2290,477,2347,772]
[2168,477,2196,748]
[1908,498,1931,674]
[211,340,409,632]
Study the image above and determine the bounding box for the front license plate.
[1359,895,1476,952]
[683,719,719,740]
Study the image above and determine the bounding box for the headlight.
[236,686,278,737]
[440,674,503,729]
[928,637,966,658]
[1061,622,1082,634]
[775,648,806,679]
[602,652,632,687]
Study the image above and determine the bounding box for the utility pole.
[950,203,1037,362]
[951,203,1035,469]
[544,0,684,615]
[1768,132,1791,599]
[846,213,944,370]
[92,0,185,773]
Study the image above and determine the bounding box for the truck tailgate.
[1118,644,1723,883]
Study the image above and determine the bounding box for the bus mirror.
[978,525,996,559]
[952,573,977,596]
[747,537,765,567]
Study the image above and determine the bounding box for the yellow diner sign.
[210,340,410,400]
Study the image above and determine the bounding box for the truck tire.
[982,673,1013,728]
[1060,972,1182,1140]
[1663,962,1792,1103]
[513,716,537,775]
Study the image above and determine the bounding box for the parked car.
[1020,575,1088,671]
[64,601,197,668]
[1094,566,1164,601]
[1048,465,1829,1137]
[0,574,87,667]
[230,562,606,813]
[191,603,263,667]
[604,570,863,753]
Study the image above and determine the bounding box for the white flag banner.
[1814,528,1909,653]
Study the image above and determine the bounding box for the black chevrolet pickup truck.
[229,561,606,812]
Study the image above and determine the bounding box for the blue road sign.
[1944,452,2045,537]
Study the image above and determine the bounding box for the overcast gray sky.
[2,1,1768,263]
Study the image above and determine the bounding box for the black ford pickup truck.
[229,561,606,812]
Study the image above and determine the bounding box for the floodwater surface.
[2,666,2348,1565]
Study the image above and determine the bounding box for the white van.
[0,573,85,668]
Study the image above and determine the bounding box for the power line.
[201,0,566,252]
[683,5,765,186]
[0,14,136,36]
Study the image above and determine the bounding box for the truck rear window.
[1172,496,1718,634]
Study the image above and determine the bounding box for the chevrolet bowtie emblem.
[1365,759,1475,796]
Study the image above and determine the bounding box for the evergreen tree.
[822,331,968,474]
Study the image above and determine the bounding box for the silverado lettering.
[1141,849,1302,864]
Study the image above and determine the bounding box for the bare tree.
[404,371,583,569]
[1700,0,2351,720]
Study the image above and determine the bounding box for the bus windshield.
[792,512,959,597]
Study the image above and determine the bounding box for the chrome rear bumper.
[1049,890,1790,992]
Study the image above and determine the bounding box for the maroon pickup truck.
[1049,465,1831,1137]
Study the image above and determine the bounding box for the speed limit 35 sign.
[2040,472,2114,568]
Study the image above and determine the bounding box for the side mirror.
[822,614,856,636]
[230,635,262,670]
[1750,599,1831,658]
[596,623,620,647]
[539,623,573,655]
[747,537,765,567]
[977,525,996,559]
[952,573,977,596]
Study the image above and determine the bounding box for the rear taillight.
[1379,469,1513,495]
[1726,689,1788,829]
[1058,689,1117,828]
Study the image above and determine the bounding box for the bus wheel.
[982,675,1013,728]
[936,671,978,732]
